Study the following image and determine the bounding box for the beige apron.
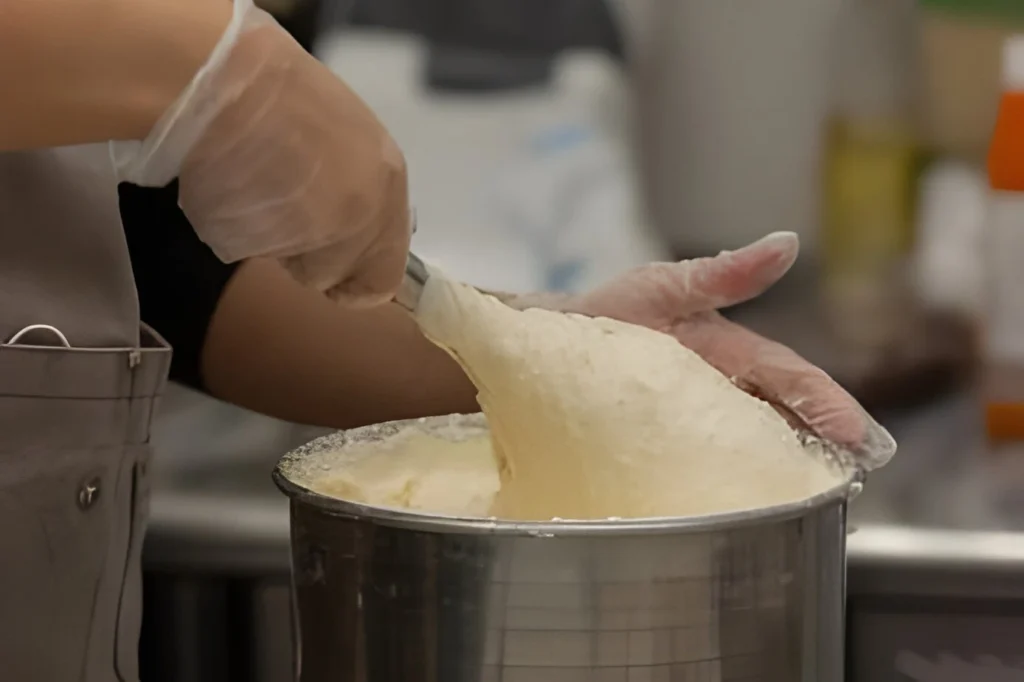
[0,145,172,681]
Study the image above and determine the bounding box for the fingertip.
[702,231,800,308]
[743,231,800,267]
[696,315,896,471]
[853,419,898,471]
[761,230,800,247]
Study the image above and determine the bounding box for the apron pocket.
[0,334,168,682]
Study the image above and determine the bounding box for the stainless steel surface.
[273,414,852,682]
[394,251,429,312]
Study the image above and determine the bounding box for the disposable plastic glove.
[112,0,409,305]
[511,232,896,471]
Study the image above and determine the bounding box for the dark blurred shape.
[350,0,622,56]
[842,310,978,412]
[289,0,623,91]
[256,0,332,53]
[725,273,978,413]
[276,0,325,53]
[425,46,555,91]
[349,0,624,90]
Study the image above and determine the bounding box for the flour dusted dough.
[310,431,499,517]
[414,271,844,520]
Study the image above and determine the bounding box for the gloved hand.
[514,232,896,471]
[111,0,409,306]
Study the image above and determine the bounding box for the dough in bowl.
[309,428,499,517]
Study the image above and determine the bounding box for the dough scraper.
[393,209,430,312]
[394,251,429,312]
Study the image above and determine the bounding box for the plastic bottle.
[984,35,1024,444]
[914,161,986,319]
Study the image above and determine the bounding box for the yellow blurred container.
[823,0,921,347]
[823,119,921,346]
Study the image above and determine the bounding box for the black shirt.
[119,182,239,391]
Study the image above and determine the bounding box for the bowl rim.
[272,414,860,537]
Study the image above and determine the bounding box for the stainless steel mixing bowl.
[273,414,855,682]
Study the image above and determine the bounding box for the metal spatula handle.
[393,210,428,312]
[394,251,429,312]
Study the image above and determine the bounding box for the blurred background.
[143,1,1024,680]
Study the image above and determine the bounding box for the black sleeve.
[119,181,240,392]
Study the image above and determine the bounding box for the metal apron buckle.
[5,324,72,348]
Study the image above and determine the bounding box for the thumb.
[327,233,411,308]
[276,234,408,308]
[579,231,800,322]
[670,231,800,314]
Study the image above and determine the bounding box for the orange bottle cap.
[988,37,1024,190]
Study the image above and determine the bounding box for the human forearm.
[201,259,478,430]
[0,0,230,150]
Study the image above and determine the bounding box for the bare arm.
[0,0,230,150]
[201,259,479,430]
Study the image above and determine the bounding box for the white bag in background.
[320,31,669,294]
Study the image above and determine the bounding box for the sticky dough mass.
[415,272,843,520]
[312,271,844,520]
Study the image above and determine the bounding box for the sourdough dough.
[310,430,499,517]
[412,271,844,520]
